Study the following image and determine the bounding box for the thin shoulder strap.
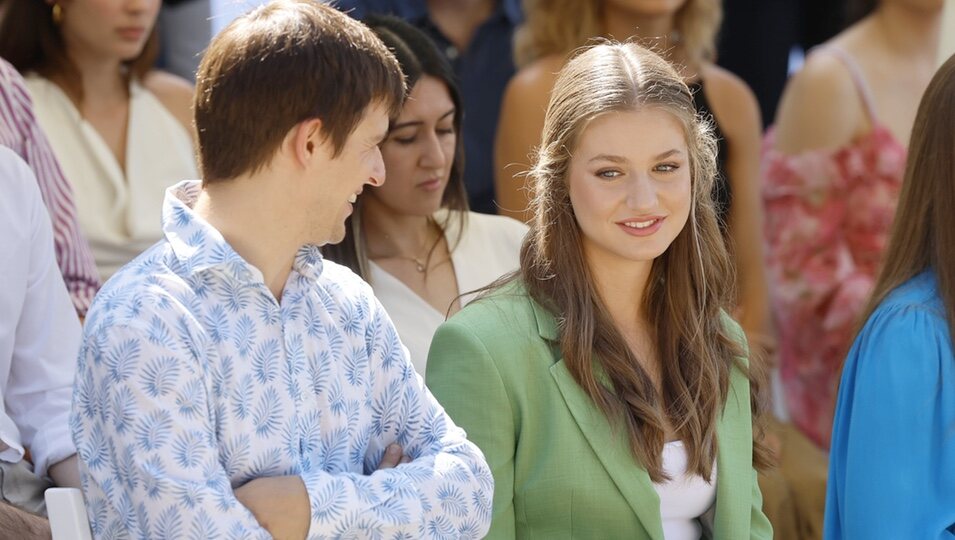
[817,45,878,123]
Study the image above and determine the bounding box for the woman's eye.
[437,128,455,136]
[393,136,416,145]
[596,169,622,179]
[655,163,679,173]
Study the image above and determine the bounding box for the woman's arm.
[771,52,866,155]
[143,70,197,146]
[826,304,955,538]
[702,65,774,356]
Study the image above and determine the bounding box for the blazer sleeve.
[825,304,955,539]
[427,318,517,540]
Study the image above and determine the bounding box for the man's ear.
[290,118,325,168]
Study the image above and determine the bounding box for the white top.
[653,440,718,540]
[24,75,198,280]
[0,147,81,477]
[369,210,528,376]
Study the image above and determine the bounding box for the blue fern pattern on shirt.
[71,180,492,539]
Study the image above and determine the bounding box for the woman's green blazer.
[426,282,772,539]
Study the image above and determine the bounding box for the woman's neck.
[873,2,941,59]
[584,244,653,338]
[362,197,441,260]
[600,3,687,71]
[60,44,128,106]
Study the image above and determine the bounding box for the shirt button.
[445,46,459,60]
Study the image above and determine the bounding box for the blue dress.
[825,271,955,539]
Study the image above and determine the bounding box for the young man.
[70,2,493,538]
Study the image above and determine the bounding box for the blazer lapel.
[532,301,664,540]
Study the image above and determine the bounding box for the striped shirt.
[0,59,100,315]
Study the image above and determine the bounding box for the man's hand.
[234,476,310,540]
[376,443,411,470]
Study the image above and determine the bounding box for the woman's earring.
[52,3,63,24]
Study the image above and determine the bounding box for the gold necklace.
[396,254,428,273]
[379,218,441,274]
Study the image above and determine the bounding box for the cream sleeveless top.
[24,75,198,280]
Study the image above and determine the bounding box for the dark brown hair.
[193,0,405,182]
[323,14,469,280]
[522,42,770,481]
[859,53,955,341]
[0,0,158,103]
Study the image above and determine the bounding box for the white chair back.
[44,488,92,540]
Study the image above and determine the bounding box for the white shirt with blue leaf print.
[70,180,493,539]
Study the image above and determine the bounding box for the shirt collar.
[162,181,327,284]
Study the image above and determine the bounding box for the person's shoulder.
[84,244,188,330]
[850,272,951,383]
[141,70,195,134]
[507,54,564,98]
[445,279,538,337]
[0,147,42,231]
[465,211,529,239]
[317,258,378,306]
[0,145,35,193]
[699,63,761,135]
[868,273,947,332]
[771,44,865,154]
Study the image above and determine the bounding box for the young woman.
[824,53,955,539]
[427,42,771,539]
[765,0,943,448]
[323,15,527,375]
[0,0,198,280]
[495,0,772,364]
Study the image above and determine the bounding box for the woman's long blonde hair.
[514,0,722,68]
[521,42,769,481]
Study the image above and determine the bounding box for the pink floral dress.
[762,47,907,449]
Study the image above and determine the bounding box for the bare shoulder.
[504,54,565,106]
[771,49,865,154]
[699,63,761,138]
[142,70,195,134]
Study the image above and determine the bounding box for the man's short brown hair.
[194,0,405,182]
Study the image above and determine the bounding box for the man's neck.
[194,174,302,302]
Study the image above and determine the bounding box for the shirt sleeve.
[0,151,80,478]
[825,303,955,539]
[71,322,272,539]
[296,294,493,539]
